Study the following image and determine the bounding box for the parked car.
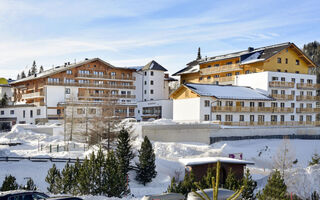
[0,190,49,200]
[142,193,185,200]
[43,197,83,200]
[187,188,240,200]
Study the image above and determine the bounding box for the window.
[66,70,72,75]
[77,108,85,114]
[225,101,233,106]
[296,59,300,65]
[64,78,75,84]
[307,79,313,84]
[48,78,60,83]
[291,78,295,83]
[245,70,250,74]
[23,110,25,118]
[235,72,240,75]
[0,110,4,115]
[237,101,244,107]
[207,65,211,68]
[280,115,285,122]
[144,81,147,85]
[299,115,304,121]
[150,80,154,85]
[281,77,285,82]
[280,103,285,108]
[225,115,233,122]
[214,64,220,67]
[250,102,255,107]
[65,88,70,94]
[226,62,232,65]
[57,109,61,115]
[307,91,313,96]
[37,109,41,115]
[300,91,304,96]
[239,115,244,121]
[150,90,154,94]
[79,70,90,75]
[291,103,295,108]
[285,58,288,64]
[307,103,312,108]
[216,101,222,107]
[89,109,96,114]
[121,91,126,95]
[271,102,278,107]
[277,58,282,63]
[204,115,210,121]
[214,75,220,78]
[110,72,116,76]
[151,71,154,76]
[204,100,210,107]
[199,77,203,81]
[10,110,14,115]
[258,102,265,107]
[281,90,285,95]
[300,103,304,108]
[30,110,33,118]
[226,73,232,77]
[258,115,265,123]
[300,79,304,83]
[271,115,277,122]
[207,76,211,80]
[306,115,312,122]
[291,115,295,121]
[216,115,221,121]
[144,71,147,76]
[272,77,278,81]
[277,69,281,72]
[291,90,295,96]
[295,71,300,74]
[250,115,254,122]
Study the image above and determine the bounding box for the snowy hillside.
[0,125,319,199]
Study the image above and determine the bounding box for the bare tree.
[273,138,296,177]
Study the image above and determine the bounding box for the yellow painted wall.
[262,47,310,74]
[199,57,240,69]
[171,86,199,99]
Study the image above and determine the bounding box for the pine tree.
[28,70,31,77]
[70,158,81,195]
[45,164,62,194]
[39,65,44,73]
[116,128,134,178]
[102,151,127,197]
[199,167,216,189]
[225,168,240,191]
[61,162,73,194]
[78,157,90,195]
[31,60,37,75]
[21,71,26,78]
[309,153,320,166]
[135,136,157,186]
[311,191,320,200]
[242,168,257,200]
[23,178,37,191]
[257,170,288,200]
[0,175,18,191]
[94,147,105,195]
[0,93,8,107]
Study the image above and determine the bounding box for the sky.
[0,0,319,79]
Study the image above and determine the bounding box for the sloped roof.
[180,157,254,166]
[11,58,134,84]
[141,60,168,71]
[184,83,272,100]
[172,61,200,76]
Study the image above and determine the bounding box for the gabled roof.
[11,58,135,84]
[180,157,254,166]
[141,60,168,71]
[182,83,272,100]
[172,60,200,76]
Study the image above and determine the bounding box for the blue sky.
[0,0,319,79]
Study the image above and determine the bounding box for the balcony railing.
[200,64,242,76]
[21,92,44,99]
[76,73,135,81]
[296,108,320,113]
[296,83,320,90]
[269,81,294,88]
[271,94,294,100]
[212,106,294,113]
[219,121,317,127]
[296,95,320,101]
[78,93,136,99]
[45,81,136,90]
[201,76,235,84]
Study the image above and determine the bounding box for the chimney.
[85,58,88,60]
[248,47,254,52]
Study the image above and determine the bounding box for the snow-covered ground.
[0,124,319,199]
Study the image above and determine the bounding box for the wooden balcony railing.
[269,81,294,88]
[219,121,317,126]
[296,108,320,113]
[78,93,136,99]
[271,94,294,100]
[212,106,294,113]
[76,73,135,81]
[296,95,320,101]
[45,81,136,90]
[296,83,320,90]
[200,64,242,75]
[22,91,44,99]
[201,76,235,84]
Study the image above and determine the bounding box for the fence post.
[41,144,43,151]
[50,145,52,153]
[57,144,59,152]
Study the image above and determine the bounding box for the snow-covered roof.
[142,60,168,71]
[172,64,200,76]
[180,157,254,166]
[185,83,272,100]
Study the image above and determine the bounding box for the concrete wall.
[0,106,47,125]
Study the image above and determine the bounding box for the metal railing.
[296,95,320,101]
[76,73,136,81]
[45,81,136,89]
[271,94,294,100]
[212,106,294,113]
[269,81,295,88]
[296,108,320,113]
[296,83,320,90]
[200,64,242,75]
[218,121,318,126]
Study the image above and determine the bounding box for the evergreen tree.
[135,136,157,186]
[28,70,31,77]
[309,153,320,166]
[39,65,44,73]
[257,170,288,200]
[1,93,8,107]
[21,71,26,78]
[116,128,134,178]
[70,158,81,195]
[78,157,91,195]
[167,171,196,196]
[0,175,18,191]
[198,167,216,189]
[61,162,73,194]
[45,164,62,194]
[17,74,20,80]
[225,168,240,191]
[94,147,105,195]
[102,151,127,197]
[242,168,257,200]
[31,60,37,75]
[88,151,97,194]
[311,191,320,200]
[23,178,37,191]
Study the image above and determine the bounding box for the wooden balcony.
[269,81,294,88]
[271,94,294,100]
[296,83,320,90]
[45,81,136,90]
[200,64,242,76]
[22,91,44,99]
[296,108,320,113]
[296,95,320,101]
[212,106,294,113]
[78,93,136,99]
[219,121,316,127]
[76,73,135,81]
[201,76,235,84]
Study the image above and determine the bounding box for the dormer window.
[277,58,281,63]
[296,59,300,65]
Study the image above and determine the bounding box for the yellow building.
[173,42,318,85]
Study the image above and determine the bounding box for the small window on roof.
[214,64,220,67]
[296,59,300,65]
[226,62,232,65]
[277,58,281,63]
